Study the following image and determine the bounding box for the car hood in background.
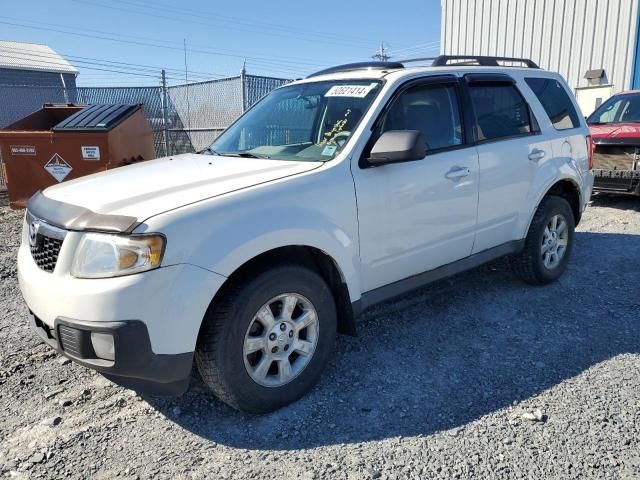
[589,122,640,141]
[42,153,321,221]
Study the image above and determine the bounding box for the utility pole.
[240,59,247,113]
[183,39,191,136]
[161,69,170,156]
[372,42,390,61]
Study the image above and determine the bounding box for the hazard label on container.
[10,145,36,156]
[44,154,73,182]
[81,146,100,160]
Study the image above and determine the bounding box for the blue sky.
[0,0,442,86]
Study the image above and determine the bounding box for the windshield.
[588,93,640,124]
[206,80,383,161]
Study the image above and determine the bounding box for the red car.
[587,90,640,195]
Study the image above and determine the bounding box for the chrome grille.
[26,212,67,273]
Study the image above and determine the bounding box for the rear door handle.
[528,149,546,162]
[445,166,470,180]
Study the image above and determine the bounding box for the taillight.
[586,135,595,170]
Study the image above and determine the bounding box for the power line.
[0,45,303,87]
[389,41,441,55]
[0,45,224,80]
[0,47,185,81]
[31,13,326,68]
[0,16,328,72]
[72,0,381,50]
[0,20,309,78]
[113,0,386,46]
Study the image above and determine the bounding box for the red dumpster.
[0,103,155,208]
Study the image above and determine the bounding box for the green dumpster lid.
[52,104,141,131]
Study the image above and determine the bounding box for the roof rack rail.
[307,61,404,78]
[397,57,437,64]
[430,55,539,68]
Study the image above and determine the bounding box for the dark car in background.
[588,91,640,196]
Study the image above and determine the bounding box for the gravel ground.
[1,194,639,479]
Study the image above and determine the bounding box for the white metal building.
[0,41,79,128]
[0,41,78,87]
[440,0,640,115]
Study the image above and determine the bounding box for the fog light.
[90,332,115,361]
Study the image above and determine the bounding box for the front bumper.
[593,169,640,195]
[18,240,226,354]
[17,222,227,395]
[30,313,193,395]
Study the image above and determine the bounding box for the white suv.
[18,56,594,413]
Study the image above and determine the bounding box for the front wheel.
[195,265,336,413]
[511,195,575,285]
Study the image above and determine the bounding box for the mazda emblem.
[28,221,40,247]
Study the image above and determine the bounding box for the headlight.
[71,233,165,279]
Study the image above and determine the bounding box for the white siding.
[440,0,639,93]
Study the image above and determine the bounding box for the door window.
[469,84,532,141]
[376,83,463,151]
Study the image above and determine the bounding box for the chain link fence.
[0,72,291,191]
[168,74,290,153]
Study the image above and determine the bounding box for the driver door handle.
[445,166,470,180]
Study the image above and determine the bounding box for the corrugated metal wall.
[441,0,640,92]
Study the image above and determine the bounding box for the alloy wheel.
[243,293,319,387]
[541,214,569,269]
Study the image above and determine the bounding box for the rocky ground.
[1,194,639,479]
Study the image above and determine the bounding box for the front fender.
[197,207,361,302]
[138,162,362,302]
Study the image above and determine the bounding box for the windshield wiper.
[220,151,270,159]
[200,147,222,155]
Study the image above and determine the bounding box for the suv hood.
[42,153,320,221]
[589,122,640,140]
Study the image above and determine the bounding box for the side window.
[377,83,463,151]
[589,97,623,123]
[602,102,620,122]
[468,83,532,141]
[618,95,640,122]
[525,77,581,130]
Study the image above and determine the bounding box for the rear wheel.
[195,265,336,413]
[511,195,575,285]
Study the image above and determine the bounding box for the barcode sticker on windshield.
[324,83,377,98]
[321,145,337,156]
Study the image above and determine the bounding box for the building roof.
[0,41,79,75]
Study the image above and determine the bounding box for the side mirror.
[366,130,427,166]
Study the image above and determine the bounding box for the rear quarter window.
[525,77,581,130]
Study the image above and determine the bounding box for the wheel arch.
[545,178,582,225]
[525,177,582,237]
[200,246,358,342]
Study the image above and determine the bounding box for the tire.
[195,264,336,413]
[511,195,575,285]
